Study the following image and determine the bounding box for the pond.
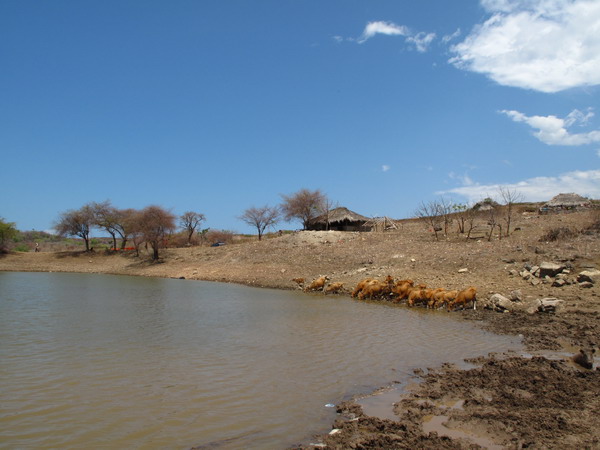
[0,272,521,448]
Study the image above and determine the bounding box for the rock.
[520,270,532,280]
[537,298,564,313]
[530,278,541,286]
[577,269,600,284]
[489,293,513,311]
[579,281,594,289]
[552,279,566,287]
[508,269,519,277]
[510,290,523,302]
[531,265,540,276]
[539,262,565,278]
[572,348,595,370]
[458,268,468,273]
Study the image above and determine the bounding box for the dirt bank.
[1,210,599,448]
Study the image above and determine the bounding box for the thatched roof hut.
[309,207,372,232]
[541,193,591,213]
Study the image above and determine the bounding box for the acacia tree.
[239,205,280,240]
[498,187,522,237]
[280,188,326,230]
[138,206,176,260]
[179,211,206,245]
[91,201,121,251]
[55,204,95,251]
[114,208,138,249]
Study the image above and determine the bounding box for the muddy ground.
[1,209,599,448]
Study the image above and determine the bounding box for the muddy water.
[0,272,522,449]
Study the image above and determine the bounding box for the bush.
[13,244,30,252]
[539,227,578,242]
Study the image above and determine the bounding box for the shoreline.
[2,222,599,448]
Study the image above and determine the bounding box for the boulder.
[579,281,594,289]
[520,270,532,280]
[541,299,563,313]
[539,262,565,278]
[577,269,600,284]
[552,279,566,288]
[508,269,519,277]
[489,293,513,311]
[510,289,523,301]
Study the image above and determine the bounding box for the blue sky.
[1,0,599,234]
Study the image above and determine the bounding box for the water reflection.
[0,272,522,449]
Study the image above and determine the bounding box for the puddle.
[356,386,402,421]
[422,414,503,450]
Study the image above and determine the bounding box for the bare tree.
[138,206,176,260]
[415,200,443,241]
[55,204,95,251]
[318,198,339,231]
[239,205,280,240]
[453,203,478,239]
[280,188,326,230]
[438,197,454,236]
[179,211,206,245]
[498,187,523,237]
[486,206,502,241]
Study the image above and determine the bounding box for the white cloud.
[450,0,600,92]
[358,21,409,43]
[502,108,600,145]
[406,32,437,53]
[442,28,461,44]
[449,171,474,186]
[438,169,600,203]
[382,165,391,172]
[355,20,436,52]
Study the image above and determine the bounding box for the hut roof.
[313,207,370,224]
[545,193,590,207]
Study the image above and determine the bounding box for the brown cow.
[407,287,428,307]
[324,282,344,294]
[428,288,446,309]
[358,280,388,300]
[291,277,305,288]
[448,286,477,311]
[304,276,329,292]
[392,279,414,301]
[351,278,375,298]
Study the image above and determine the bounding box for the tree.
[414,200,443,241]
[280,188,326,230]
[498,187,523,237]
[318,197,339,231]
[0,218,17,253]
[91,201,121,251]
[239,205,280,240]
[179,211,206,245]
[55,204,95,251]
[138,206,176,260]
[114,208,138,249]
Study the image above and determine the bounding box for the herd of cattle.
[292,275,477,311]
